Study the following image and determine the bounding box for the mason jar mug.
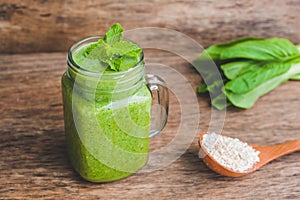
[61,36,169,182]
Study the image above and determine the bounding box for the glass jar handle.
[146,74,169,138]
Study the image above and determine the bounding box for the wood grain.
[0,0,300,53]
[0,51,299,199]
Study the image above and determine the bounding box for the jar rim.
[67,35,144,77]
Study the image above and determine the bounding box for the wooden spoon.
[199,132,300,177]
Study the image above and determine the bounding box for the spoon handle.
[254,139,300,167]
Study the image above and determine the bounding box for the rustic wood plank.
[0,52,299,199]
[0,0,300,53]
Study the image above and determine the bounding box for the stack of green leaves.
[194,38,300,110]
[84,23,142,72]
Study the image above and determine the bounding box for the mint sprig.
[84,23,142,72]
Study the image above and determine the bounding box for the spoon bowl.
[199,132,300,177]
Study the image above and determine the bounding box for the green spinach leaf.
[194,37,300,109]
[220,38,299,61]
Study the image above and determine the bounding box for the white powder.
[201,132,260,172]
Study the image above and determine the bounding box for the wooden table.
[1,51,299,199]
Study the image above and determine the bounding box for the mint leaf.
[84,43,98,57]
[83,23,142,72]
[110,41,140,55]
[109,49,142,71]
[104,23,124,44]
[105,42,142,71]
[84,38,106,58]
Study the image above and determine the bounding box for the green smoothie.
[62,24,152,182]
